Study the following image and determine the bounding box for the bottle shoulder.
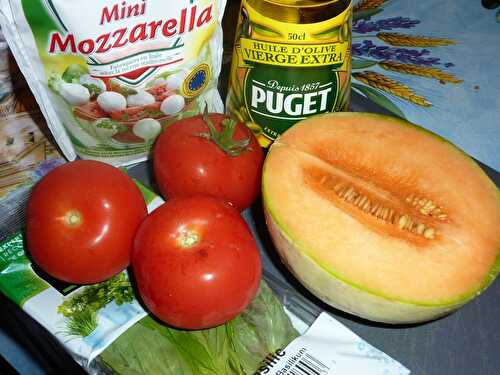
[244,0,352,24]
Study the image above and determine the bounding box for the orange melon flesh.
[262,112,500,323]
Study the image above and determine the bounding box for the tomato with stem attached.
[132,196,262,329]
[153,110,264,211]
[26,160,148,284]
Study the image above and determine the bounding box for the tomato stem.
[196,106,251,157]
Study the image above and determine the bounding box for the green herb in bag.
[97,281,299,375]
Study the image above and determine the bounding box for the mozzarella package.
[0,0,226,165]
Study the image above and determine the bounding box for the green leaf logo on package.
[0,230,147,367]
[0,0,227,166]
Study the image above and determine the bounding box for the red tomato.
[26,160,147,284]
[132,196,262,329]
[153,113,264,211]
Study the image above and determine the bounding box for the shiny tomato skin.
[26,160,148,284]
[132,196,262,329]
[153,114,264,211]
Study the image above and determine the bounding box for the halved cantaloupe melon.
[262,112,500,324]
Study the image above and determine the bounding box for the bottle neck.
[245,0,352,23]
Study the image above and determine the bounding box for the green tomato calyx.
[197,106,251,157]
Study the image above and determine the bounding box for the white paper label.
[257,312,410,375]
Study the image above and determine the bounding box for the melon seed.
[378,207,389,220]
[358,195,368,207]
[432,207,442,216]
[349,190,358,200]
[354,195,363,205]
[416,223,425,234]
[423,201,434,210]
[334,183,344,194]
[377,207,385,219]
[423,228,436,239]
[344,187,355,198]
[405,217,414,230]
[388,209,396,223]
[398,215,409,229]
[407,195,447,220]
[420,201,436,215]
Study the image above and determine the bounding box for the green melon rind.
[262,112,500,323]
[264,200,500,323]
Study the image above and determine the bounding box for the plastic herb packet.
[263,272,411,375]
[0,228,301,374]
[0,180,163,368]
[0,180,300,374]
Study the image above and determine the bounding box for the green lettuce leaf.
[229,281,299,373]
[98,316,194,375]
[97,280,299,374]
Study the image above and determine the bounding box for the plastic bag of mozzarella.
[0,0,226,166]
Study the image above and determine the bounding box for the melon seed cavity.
[305,168,447,240]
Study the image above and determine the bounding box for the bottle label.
[227,0,352,147]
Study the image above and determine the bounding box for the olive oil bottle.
[226,0,352,147]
